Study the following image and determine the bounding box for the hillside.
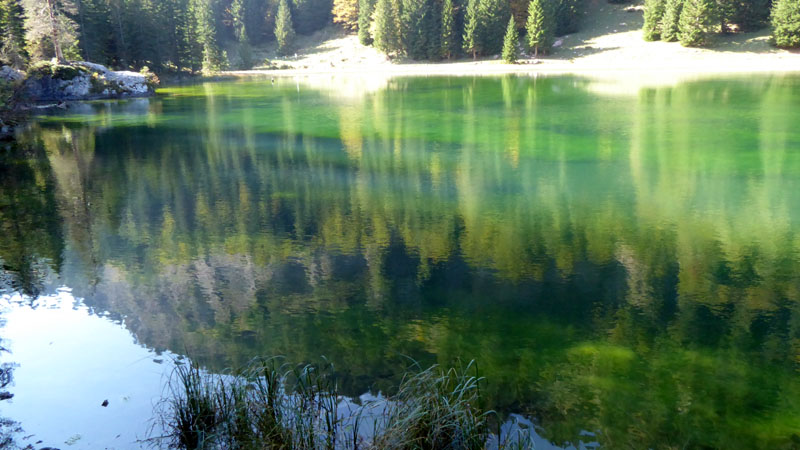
[228,1,800,78]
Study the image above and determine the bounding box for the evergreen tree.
[292,0,332,34]
[525,0,550,57]
[195,0,226,71]
[678,0,713,47]
[660,0,683,41]
[358,0,374,44]
[553,0,582,35]
[401,0,441,59]
[22,0,80,62]
[462,0,480,58]
[771,0,800,48]
[333,0,359,30]
[275,0,295,55]
[502,15,518,62]
[0,0,29,67]
[372,0,396,53]
[478,0,509,55]
[440,0,457,59]
[732,0,770,32]
[232,0,253,69]
[643,0,666,41]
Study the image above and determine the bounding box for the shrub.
[771,0,800,48]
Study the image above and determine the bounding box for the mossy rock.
[27,61,89,81]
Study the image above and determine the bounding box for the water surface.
[2,74,800,449]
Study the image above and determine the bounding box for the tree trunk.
[46,0,66,63]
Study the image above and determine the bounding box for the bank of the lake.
[224,2,800,82]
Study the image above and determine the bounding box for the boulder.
[23,61,157,102]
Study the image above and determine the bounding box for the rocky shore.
[0,61,158,140]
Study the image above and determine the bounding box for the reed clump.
[157,358,524,449]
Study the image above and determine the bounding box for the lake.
[1,73,800,449]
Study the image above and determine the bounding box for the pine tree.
[440,0,457,59]
[194,0,226,72]
[643,0,666,41]
[0,0,29,67]
[372,0,395,53]
[401,0,441,59]
[502,15,518,62]
[771,0,800,48]
[358,0,374,44]
[462,0,480,58]
[292,0,332,34]
[525,0,550,57]
[22,0,80,62]
[275,0,295,55]
[478,0,509,55]
[678,0,713,47]
[660,0,683,41]
[232,0,253,69]
[333,0,359,30]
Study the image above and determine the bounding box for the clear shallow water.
[1,73,800,449]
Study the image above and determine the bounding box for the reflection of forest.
[2,75,800,449]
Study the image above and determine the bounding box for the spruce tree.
[678,0,713,47]
[0,0,29,67]
[232,0,253,69]
[462,0,480,58]
[525,0,550,57]
[660,0,683,41]
[195,0,226,72]
[275,0,295,55]
[502,15,518,62]
[401,0,441,59]
[441,0,457,59]
[358,0,374,44]
[643,0,666,41]
[372,0,395,53]
[478,0,509,55]
[771,0,800,48]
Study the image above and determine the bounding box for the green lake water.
[2,74,800,449]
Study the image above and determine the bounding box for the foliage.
[358,0,374,44]
[22,0,80,62]
[333,0,359,30]
[660,0,683,41]
[678,0,714,46]
[771,0,800,48]
[275,0,295,55]
[440,0,457,58]
[732,0,770,31]
[502,15,518,62]
[552,0,583,35]
[292,0,333,34]
[462,0,480,58]
[372,0,397,53]
[401,0,442,60]
[232,0,254,69]
[0,0,29,68]
[194,0,227,72]
[525,0,551,56]
[643,0,666,40]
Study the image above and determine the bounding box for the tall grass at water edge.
[156,358,536,449]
